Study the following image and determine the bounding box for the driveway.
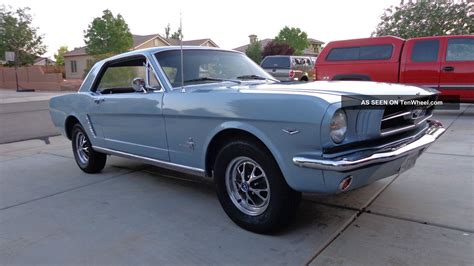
[0,104,472,265]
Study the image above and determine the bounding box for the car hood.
[184,80,437,104]
[250,81,435,96]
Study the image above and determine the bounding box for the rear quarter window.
[261,57,290,69]
[326,45,393,61]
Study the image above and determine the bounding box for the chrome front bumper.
[293,121,445,172]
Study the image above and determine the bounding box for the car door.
[90,55,169,161]
[439,36,474,102]
[401,38,442,88]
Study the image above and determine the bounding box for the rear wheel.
[71,124,106,173]
[214,140,301,234]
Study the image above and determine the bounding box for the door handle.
[442,66,454,72]
[94,98,105,104]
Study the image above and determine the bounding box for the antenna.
[180,12,185,92]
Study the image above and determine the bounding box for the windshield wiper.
[183,77,241,84]
[236,74,279,82]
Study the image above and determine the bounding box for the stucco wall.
[135,37,169,49]
[64,55,94,79]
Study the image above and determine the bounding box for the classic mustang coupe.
[50,47,445,233]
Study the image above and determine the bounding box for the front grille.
[380,96,435,136]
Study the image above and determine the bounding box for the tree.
[274,26,309,55]
[0,6,46,67]
[53,45,68,66]
[171,27,182,40]
[245,40,262,64]
[262,41,294,58]
[84,9,133,57]
[164,23,171,39]
[373,1,473,38]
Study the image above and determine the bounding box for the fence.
[0,66,71,91]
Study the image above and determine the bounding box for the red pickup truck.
[315,35,474,102]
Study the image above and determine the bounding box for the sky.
[3,0,401,58]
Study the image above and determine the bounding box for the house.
[63,34,219,79]
[234,34,325,57]
[34,57,55,66]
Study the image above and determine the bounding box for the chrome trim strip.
[380,114,432,137]
[381,111,412,122]
[93,146,206,177]
[293,122,445,172]
[440,84,474,88]
[85,114,96,137]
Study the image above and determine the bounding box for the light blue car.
[49,47,445,233]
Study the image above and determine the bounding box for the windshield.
[155,49,276,88]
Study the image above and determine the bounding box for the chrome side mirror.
[131,77,147,93]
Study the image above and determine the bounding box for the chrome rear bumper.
[293,121,445,172]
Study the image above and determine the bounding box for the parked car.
[49,47,445,233]
[315,35,474,102]
[260,55,315,82]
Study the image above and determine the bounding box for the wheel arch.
[65,115,81,140]
[204,124,285,179]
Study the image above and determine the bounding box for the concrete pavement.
[0,104,473,265]
[0,90,71,144]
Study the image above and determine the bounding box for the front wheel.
[214,140,301,234]
[71,124,107,173]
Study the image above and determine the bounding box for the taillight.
[289,70,295,78]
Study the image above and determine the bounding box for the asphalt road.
[0,100,60,144]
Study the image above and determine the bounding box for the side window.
[95,56,160,94]
[359,45,393,60]
[326,47,359,61]
[446,38,474,62]
[411,40,439,62]
[147,65,161,89]
[326,45,393,61]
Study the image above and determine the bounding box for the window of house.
[326,45,393,61]
[446,38,474,61]
[411,40,439,62]
[70,60,77,73]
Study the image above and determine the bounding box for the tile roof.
[165,38,217,47]
[233,38,273,53]
[64,34,217,57]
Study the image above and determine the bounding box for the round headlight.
[330,109,347,144]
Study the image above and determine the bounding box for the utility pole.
[14,53,19,92]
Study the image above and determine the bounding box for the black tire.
[214,140,301,234]
[71,124,107,173]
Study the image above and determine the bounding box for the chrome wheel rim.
[225,156,270,216]
[75,131,90,164]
